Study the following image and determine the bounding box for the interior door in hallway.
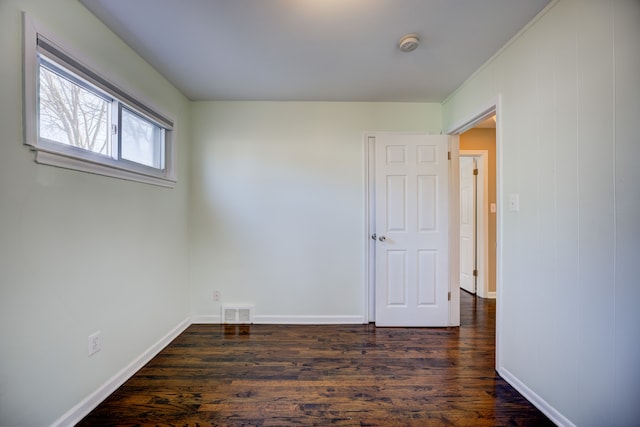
[459,155,476,294]
[374,133,449,326]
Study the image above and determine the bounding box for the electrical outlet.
[508,193,520,212]
[88,330,101,356]
[214,290,221,302]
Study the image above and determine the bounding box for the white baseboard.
[50,317,191,427]
[498,366,574,427]
[191,314,221,324]
[476,289,496,299]
[254,315,365,324]
[192,314,366,324]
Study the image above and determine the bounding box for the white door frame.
[365,135,377,323]
[459,150,490,298]
[363,132,459,326]
[446,99,502,372]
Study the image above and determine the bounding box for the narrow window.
[23,13,176,187]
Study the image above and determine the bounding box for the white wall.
[0,1,191,425]
[189,102,441,322]
[443,0,640,425]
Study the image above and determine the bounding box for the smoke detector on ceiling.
[398,34,420,52]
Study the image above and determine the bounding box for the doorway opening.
[447,103,501,369]
[459,118,496,300]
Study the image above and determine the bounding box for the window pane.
[121,108,164,169]
[39,64,111,156]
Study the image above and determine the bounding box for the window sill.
[34,148,176,188]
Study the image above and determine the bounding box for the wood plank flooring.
[78,292,553,426]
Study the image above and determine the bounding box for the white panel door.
[374,134,449,327]
[459,156,476,294]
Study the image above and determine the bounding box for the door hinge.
[448,151,451,160]
[473,168,479,175]
[448,291,451,301]
[473,269,478,277]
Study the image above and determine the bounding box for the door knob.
[371,233,377,240]
[378,235,386,242]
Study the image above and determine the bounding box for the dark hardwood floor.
[78,292,553,426]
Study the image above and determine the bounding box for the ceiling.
[475,115,496,129]
[79,0,551,102]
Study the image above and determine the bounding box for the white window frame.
[22,13,177,188]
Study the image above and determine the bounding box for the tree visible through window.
[39,62,111,157]
[37,59,166,171]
